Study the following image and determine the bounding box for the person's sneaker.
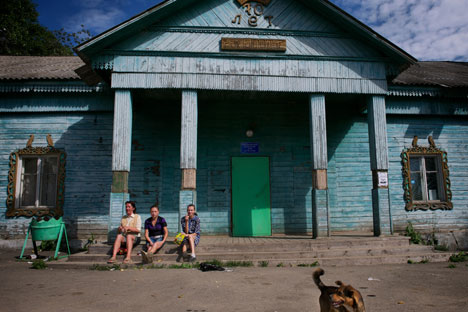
[141,250,149,264]
[176,254,183,262]
[189,256,197,263]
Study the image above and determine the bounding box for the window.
[401,136,452,211]
[17,156,59,208]
[7,136,66,218]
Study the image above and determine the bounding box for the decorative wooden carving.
[237,0,271,6]
[6,135,66,218]
[401,136,452,211]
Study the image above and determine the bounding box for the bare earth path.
[0,249,467,312]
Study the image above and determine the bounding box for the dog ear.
[335,280,344,286]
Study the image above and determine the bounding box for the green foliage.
[434,244,449,252]
[407,259,414,264]
[224,261,253,267]
[276,262,284,267]
[40,240,56,251]
[297,261,319,267]
[258,261,269,267]
[405,222,423,244]
[90,264,120,271]
[0,0,91,56]
[447,264,456,269]
[449,252,468,263]
[147,263,167,269]
[167,263,195,269]
[31,259,47,269]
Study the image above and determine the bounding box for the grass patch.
[297,261,319,267]
[147,263,167,269]
[405,222,423,244]
[276,262,284,267]
[449,252,468,263]
[167,263,196,269]
[224,260,253,267]
[447,264,456,269]
[434,244,449,252]
[258,261,269,267]
[31,259,47,270]
[90,264,120,271]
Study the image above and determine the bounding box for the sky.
[34,0,468,61]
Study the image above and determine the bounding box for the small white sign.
[377,171,388,187]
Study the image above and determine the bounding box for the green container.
[31,217,62,241]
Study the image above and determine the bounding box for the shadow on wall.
[3,110,114,240]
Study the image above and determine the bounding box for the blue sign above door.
[241,142,259,154]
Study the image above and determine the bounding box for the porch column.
[367,95,392,236]
[179,90,198,231]
[109,90,133,240]
[309,94,329,238]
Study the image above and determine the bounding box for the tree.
[0,0,90,56]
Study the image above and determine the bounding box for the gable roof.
[75,0,416,66]
[393,62,468,88]
[0,56,83,80]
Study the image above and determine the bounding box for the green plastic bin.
[31,217,63,241]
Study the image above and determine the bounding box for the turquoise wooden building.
[1,0,467,248]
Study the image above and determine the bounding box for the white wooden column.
[109,90,133,239]
[367,95,392,236]
[179,90,198,230]
[309,94,329,238]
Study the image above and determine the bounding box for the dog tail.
[313,268,326,290]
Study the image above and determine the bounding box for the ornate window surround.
[401,136,452,211]
[6,135,66,218]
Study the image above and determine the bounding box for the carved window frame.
[401,137,452,211]
[6,144,66,218]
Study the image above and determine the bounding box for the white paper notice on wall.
[377,171,388,187]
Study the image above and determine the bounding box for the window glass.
[411,172,423,201]
[425,157,437,172]
[21,158,37,206]
[410,156,421,172]
[426,172,440,201]
[40,157,58,206]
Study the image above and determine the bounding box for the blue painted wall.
[0,94,114,238]
[387,114,468,232]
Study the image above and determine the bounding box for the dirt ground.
[0,249,467,312]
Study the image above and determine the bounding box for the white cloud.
[330,0,468,61]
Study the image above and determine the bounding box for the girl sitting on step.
[141,205,168,264]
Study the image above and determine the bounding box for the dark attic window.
[401,136,452,211]
[6,135,66,218]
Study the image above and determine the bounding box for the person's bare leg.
[124,235,135,262]
[188,235,196,256]
[148,240,164,254]
[110,234,124,261]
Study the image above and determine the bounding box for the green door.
[232,157,271,236]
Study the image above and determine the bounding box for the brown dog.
[313,268,366,312]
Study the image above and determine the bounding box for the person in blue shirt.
[141,205,168,264]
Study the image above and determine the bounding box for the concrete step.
[87,236,411,254]
[69,245,438,263]
[46,251,452,270]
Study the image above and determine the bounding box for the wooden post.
[179,90,198,230]
[309,94,329,238]
[367,95,392,236]
[109,90,133,240]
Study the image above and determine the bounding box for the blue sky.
[34,0,468,61]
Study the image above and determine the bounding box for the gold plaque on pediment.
[221,38,286,52]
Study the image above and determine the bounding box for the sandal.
[123,258,133,264]
[107,258,116,264]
